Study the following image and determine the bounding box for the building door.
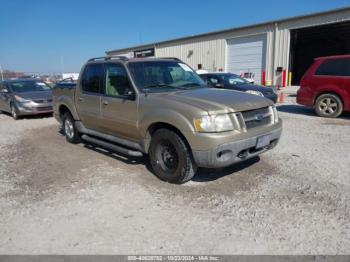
[289,20,350,85]
[226,34,267,84]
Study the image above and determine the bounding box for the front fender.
[139,108,195,139]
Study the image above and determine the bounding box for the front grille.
[37,106,53,112]
[245,117,271,129]
[241,107,272,129]
[34,99,52,104]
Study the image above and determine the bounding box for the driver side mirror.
[125,90,136,100]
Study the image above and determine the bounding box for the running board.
[81,135,143,157]
[75,121,144,152]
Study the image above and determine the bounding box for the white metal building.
[106,7,350,85]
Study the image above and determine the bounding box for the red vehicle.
[297,55,350,118]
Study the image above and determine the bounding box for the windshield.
[9,81,52,93]
[128,61,205,92]
[221,74,250,85]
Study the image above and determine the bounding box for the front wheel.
[315,94,343,118]
[149,129,197,184]
[62,112,81,144]
[11,104,19,120]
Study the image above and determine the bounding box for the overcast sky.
[0,0,349,73]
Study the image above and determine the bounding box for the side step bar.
[75,121,144,152]
[81,135,143,157]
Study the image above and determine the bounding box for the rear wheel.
[62,112,81,144]
[149,129,197,184]
[315,94,343,118]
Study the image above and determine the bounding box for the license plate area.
[256,134,272,149]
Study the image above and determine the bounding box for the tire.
[149,128,197,184]
[62,112,81,144]
[10,103,20,120]
[315,93,343,118]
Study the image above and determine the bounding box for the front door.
[0,83,10,112]
[101,63,139,140]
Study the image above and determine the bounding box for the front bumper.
[192,125,282,168]
[16,102,53,115]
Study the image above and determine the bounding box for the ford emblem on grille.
[255,114,264,121]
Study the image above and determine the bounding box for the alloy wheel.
[318,97,338,116]
[64,118,75,139]
[11,105,17,119]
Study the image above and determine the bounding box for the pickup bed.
[53,56,282,184]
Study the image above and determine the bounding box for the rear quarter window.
[315,58,350,76]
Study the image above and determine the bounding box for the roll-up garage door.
[226,34,267,84]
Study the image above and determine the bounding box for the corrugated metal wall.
[107,8,350,85]
[156,38,226,72]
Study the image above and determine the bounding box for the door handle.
[103,100,109,105]
[78,97,84,101]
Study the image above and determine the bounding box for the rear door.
[75,63,104,130]
[314,58,347,94]
[100,63,139,140]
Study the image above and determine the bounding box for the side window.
[105,63,133,97]
[208,76,219,85]
[81,64,104,93]
[315,58,350,77]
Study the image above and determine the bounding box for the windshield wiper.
[143,83,178,89]
[142,83,182,92]
[180,83,202,88]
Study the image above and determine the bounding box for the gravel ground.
[0,88,349,254]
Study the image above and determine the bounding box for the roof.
[315,54,350,60]
[87,56,183,63]
[106,6,350,55]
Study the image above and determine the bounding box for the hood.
[13,90,52,100]
[229,83,275,93]
[153,88,273,114]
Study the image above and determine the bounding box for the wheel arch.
[314,91,344,108]
[58,104,73,120]
[145,122,192,154]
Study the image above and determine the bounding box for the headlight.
[272,105,279,123]
[245,90,264,97]
[194,114,233,132]
[14,95,32,103]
